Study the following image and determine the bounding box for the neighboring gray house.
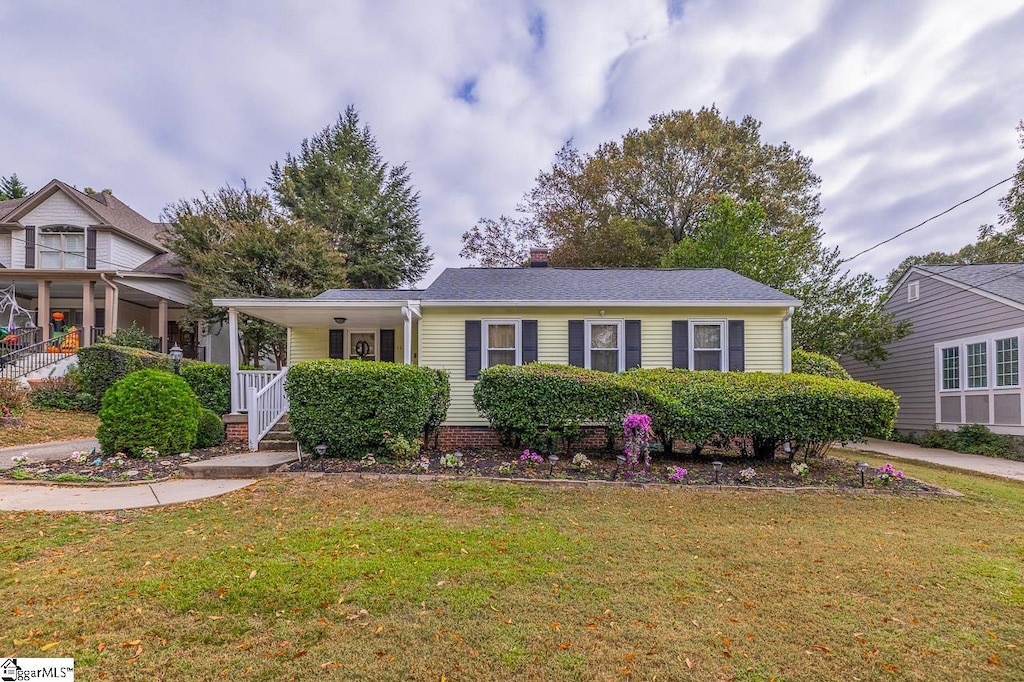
[845,264,1024,436]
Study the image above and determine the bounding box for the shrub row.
[285,360,450,458]
[473,363,898,459]
[791,349,852,380]
[76,343,230,414]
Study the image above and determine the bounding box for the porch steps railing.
[0,330,80,380]
[234,370,280,413]
[248,367,289,451]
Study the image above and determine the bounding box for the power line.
[841,174,1015,264]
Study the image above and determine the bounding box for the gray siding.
[843,273,1024,432]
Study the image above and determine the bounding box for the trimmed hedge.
[77,343,230,414]
[196,408,227,448]
[792,349,852,380]
[285,360,450,458]
[473,363,629,449]
[473,364,899,459]
[96,369,202,457]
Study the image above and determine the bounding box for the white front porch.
[214,296,422,450]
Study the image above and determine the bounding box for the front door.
[349,331,377,361]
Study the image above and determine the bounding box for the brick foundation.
[223,414,248,443]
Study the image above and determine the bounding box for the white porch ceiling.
[212,299,417,328]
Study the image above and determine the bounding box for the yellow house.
[214,250,800,449]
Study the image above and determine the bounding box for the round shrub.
[97,369,201,457]
[180,362,231,415]
[195,408,226,448]
[285,360,449,458]
[792,349,852,380]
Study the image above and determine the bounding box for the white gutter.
[420,299,803,308]
[782,306,795,373]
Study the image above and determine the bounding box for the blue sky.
[2,0,1022,285]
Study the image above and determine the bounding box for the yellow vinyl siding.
[287,323,418,365]
[418,306,789,426]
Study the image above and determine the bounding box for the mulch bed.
[285,447,944,492]
[1,443,247,484]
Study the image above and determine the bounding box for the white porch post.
[402,306,413,365]
[81,280,95,347]
[782,306,794,373]
[228,307,241,413]
[37,280,50,340]
[157,299,168,353]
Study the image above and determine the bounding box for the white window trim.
[995,336,1020,388]
[934,328,1024,428]
[964,341,988,390]
[483,319,521,368]
[346,329,379,360]
[38,224,87,270]
[907,280,920,302]
[938,346,960,392]
[689,319,728,372]
[584,319,624,372]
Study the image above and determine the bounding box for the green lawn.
[2,454,1022,680]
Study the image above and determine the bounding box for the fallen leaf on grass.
[685,658,693,669]
[122,640,141,647]
[97,643,106,652]
[40,642,58,651]
[249,570,257,579]
[292,650,308,660]
[988,654,1000,666]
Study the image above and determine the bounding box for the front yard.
[2,455,1022,680]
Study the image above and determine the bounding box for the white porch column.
[82,280,95,347]
[37,280,50,341]
[402,306,413,365]
[782,306,794,373]
[103,279,117,333]
[157,299,168,353]
[228,307,240,413]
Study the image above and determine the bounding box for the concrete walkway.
[0,438,256,511]
[0,478,255,511]
[844,438,1024,482]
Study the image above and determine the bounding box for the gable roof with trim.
[0,179,164,252]
[901,263,1024,311]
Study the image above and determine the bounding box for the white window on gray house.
[484,320,519,367]
[586,320,623,372]
[693,322,725,370]
[39,225,85,269]
[941,347,960,390]
[907,280,920,302]
[996,337,1019,387]
[966,342,987,388]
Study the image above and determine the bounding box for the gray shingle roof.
[135,252,183,276]
[0,197,28,220]
[917,263,1024,305]
[315,289,424,301]
[420,267,799,303]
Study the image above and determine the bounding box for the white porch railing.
[248,367,289,451]
[235,370,280,413]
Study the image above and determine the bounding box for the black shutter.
[329,329,344,359]
[24,226,35,269]
[465,320,481,379]
[86,229,97,270]
[625,320,642,369]
[568,320,585,367]
[522,320,538,364]
[672,320,689,369]
[728,320,745,372]
[379,329,395,362]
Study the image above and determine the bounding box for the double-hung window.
[484,320,520,368]
[966,342,987,389]
[941,347,960,390]
[692,321,725,371]
[585,320,623,372]
[996,337,1019,387]
[39,225,86,269]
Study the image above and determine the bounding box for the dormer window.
[39,225,86,269]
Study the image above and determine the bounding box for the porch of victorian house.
[212,293,422,451]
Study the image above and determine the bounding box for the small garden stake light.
[712,461,723,484]
[454,451,464,473]
[856,461,870,487]
[614,454,626,480]
[547,453,559,477]
[315,444,327,471]
[169,343,184,375]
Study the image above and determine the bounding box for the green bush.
[423,368,451,447]
[179,363,230,415]
[96,321,157,350]
[77,343,227,413]
[285,360,449,458]
[792,349,852,380]
[96,369,201,457]
[27,375,80,411]
[919,424,1018,458]
[472,364,898,460]
[473,363,629,451]
[195,408,226,448]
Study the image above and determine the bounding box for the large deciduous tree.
[161,184,346,366]
[270,106,432,289]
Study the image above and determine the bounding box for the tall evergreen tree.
[270,106,432,289]
[0,173,30,200]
